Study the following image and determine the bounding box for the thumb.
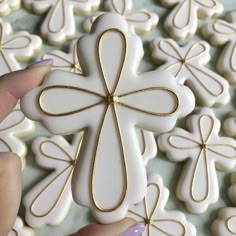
[0,153,22,235]
[70,218,145,236]
[0,59,52,121]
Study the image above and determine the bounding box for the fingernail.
[27,59,53,68]
[120,223,145,236]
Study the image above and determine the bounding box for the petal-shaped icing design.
[0,110,24,131]
[109,0,132,15]
[128,174,196,236]
[158,108,236,213]
[151,38,229,106]
[21,13,195,223]
[161,0,223,40]
[0,20,41,74]
[24,134,83,227]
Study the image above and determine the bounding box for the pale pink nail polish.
[120,223,145,236]
[27,59,53,68]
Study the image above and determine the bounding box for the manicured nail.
[120,223,145,236]
[27,59,53,68]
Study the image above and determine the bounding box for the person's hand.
[0,60,145,236]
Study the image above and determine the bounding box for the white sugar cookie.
[212,208,236,236]
[203,11,236,85]
[159,0,223,40]
[158,108,236,214]
[0,104,34,169]
[0,19,42,75]
[151,38,230,107]
[0,0,20,16]
[223,112,236,137]
[21,13,195,223]
[128,174,196,236]
[24,133,84,227]
[23,0,100,45]
[83,0,159,34]
[8,217,34,236]
[42,40,157,165]
[228,173,236,205]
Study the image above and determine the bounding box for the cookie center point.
[73,63,81,70]
[107,94,119,104]
[145,218,152,225]
[201,143,208,149]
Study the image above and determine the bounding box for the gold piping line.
[139,129,146,155]
[125,10,152,23]
[119,87,180,116]
[91,104,128,212]
[230,42,236,72]
[199,115,214,144]
[112,0,126,15]
[0,109,24,132]
[168,135,200,149]
[173,0,192,30]
[2,36,33,49]
[30,165,74,217]
[158,40,182,61]
[1,50,13,72]
[44,53,73,65]
[97,28,127,95]
[226,215,236,234]
[194,0,217,8]
[48,0,66,33]
[185,63,224,97]
[0,137,12,152]
[191,148,210,202]
[38,85,105,117]
[0,23,3,46]
[152,220,186,236]
[10,229,18,236]
[128,210,145,220]
[184,42,206,62]
[207,144,236,159]
[213,21,236,35]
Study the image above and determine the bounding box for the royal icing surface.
[83,0,159,34]
[0,0,20,16]
[158,108,236,214]
[127,174,196,236]
[151,38,230,107]
[0,105,34,169]
[203,11,236,85]
[223,112,236,137]
[42,40,157,165]
[0,19,41,75]
[159,0,223,40]
[212,208,236,236]
[23,0,100,45]
[8,217,34,236]
[21,13,195,223]
[24,133,84,227]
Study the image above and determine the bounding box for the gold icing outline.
[213,20,236,35]
[194,0,217,8]
[230,42,236,72]
[125,10,152,23]
[30,137,83,217]
[111,0,126,15]
[129,183,186,236]
[10,229,18,236]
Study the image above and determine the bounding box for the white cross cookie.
[41,40,157,165]
[128,174,196,236]
[0,19,41,75]
[0,0,20,16]
[151,38,230,107]
[0,104,34,169]
[23,0,100,45]
[83,0,159,34]
[223,111,236,137]
[158,108,236,214]
[203,11,236,85]
[159,0,223,40]
[8,217,34,236]
[212,208,236,236]
[21,13,195,223]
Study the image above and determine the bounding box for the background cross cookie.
[158,108,236,214]
[151,38,230,107]
[0,0,20,16]
[127,174,196,236]
[203,11,236,85]
[223,111,236,137]
[83,0,159,34]
[21,13,195,223]
[23,0,100,45]
[0,19,41,75]
[159,0,223,40]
